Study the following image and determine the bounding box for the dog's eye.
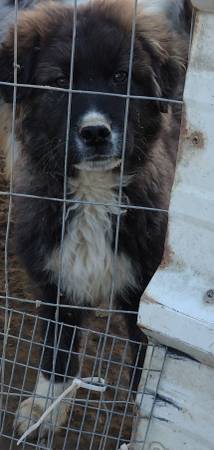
[55,77,68,88]
[112,71,128,83]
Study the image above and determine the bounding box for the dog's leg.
[15,299,82,438]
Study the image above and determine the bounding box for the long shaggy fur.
[0,0,191,436]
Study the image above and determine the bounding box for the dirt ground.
[0,152,144,450]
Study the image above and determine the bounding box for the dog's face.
[0,1,185,176]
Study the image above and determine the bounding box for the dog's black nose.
[79,125,111,146]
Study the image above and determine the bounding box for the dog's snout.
[79,124,111,146]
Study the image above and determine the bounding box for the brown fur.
[0,1,190,437]
[0,103,13,178]
[0,0,186,182]
[2,0,186,68]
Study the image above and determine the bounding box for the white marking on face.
[46,171,140,306]
[75,157,121,171]
[75,111,121,169]
[79,110,111,133]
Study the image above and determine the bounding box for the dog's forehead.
[76,15,128,66]
[38,10,129,74]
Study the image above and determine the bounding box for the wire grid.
[0,306,163,450]
[0,0,195,449]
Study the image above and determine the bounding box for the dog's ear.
[0,23,40,103]
[137,15,187,112]
[0,3,69,103]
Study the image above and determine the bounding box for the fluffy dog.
[0,0,190,437]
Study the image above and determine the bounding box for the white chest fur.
[46,171,139,306]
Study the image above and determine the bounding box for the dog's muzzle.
[75,112,121,171]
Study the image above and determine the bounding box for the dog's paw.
[14,375,71,440]
[14,395,70,439]
[14,397,44,439]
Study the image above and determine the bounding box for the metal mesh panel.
[0,306,163,449]
[0,0,195,449]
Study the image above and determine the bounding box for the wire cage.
[1,310,142,449]
[0,306,166,450]
[0,0,195,449]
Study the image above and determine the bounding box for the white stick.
[17,377,106,446]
